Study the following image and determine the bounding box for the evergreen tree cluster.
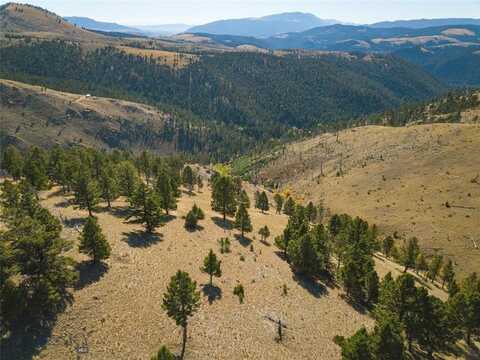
[335,271,480,359]
[0,180,77,335]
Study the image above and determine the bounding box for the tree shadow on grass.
[202,284,222,304]
[54,200,71,208]
[211,216,233,230]
[75,261,109,290]
[234,233,252,247]
[63,217,86,229]
[185,224,205,233]
[2,320,55,360]
[260,239,271,247]
[122,230,163,248]
[292,272,328,299]
[340,294,368,315]
[45,188,64,198]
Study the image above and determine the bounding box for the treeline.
[0,40,444,157]
[361,89,479,127]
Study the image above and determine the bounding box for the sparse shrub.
[218,237,231,254]
[233,284,245,303]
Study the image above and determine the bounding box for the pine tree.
[305,201,317,222]
[128,184,162,233]
[2,145,24,180]
[137,150,153,185]
[382,236,394,258]
[427,254,443,283]
[365,270,380,305]
[79,216,111,264]
[233,284,245,304]
[257,191,269,213]
[99,165,119,209]
[201,250,222,285]
[182,165,195,194]
[151,345,174,360]
[162,271,200,360]
[156,170,177,215]
[211,176,237,222]
[283,197,295,216]
[400,237,420,273]
[258,225,270,242]
[238,189,250,208]
[73,173,100,217]
[273,193,284,214]
[441,260,455,289]
[370,312,405,360]
[335,327,373,360]
[197,175,204,191]
[184,210,198,230]
[288,234,320,277]
[117,161,140,197]
[234,203,252,239]
[415,252,428,277]
[192,204,205,220]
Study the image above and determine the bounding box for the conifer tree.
[184,210,198,230]
[382,236,394,258]
[182,165,195,194]
[128,184,162,233]
[233,284,245,304]
[201,250,222,285]
[400,237,420,273]
[2,145,24,180]
[288,234,320,277]
[137,150,153,185]
[211,175,237,222]
[238,189,250,208]
[156,170,177,215]
[79,216,111,264]
[441,259,455,289]
[283,197,295,216]
[197,175,204,191]
[117,161,140,197]
[273,193,284,214]
[334,327,373,360]
[73,173,100,217]
[151,346,174,360]
[370,313,405,360]
[191,204,205,220]
[427,254,443,283]
[99,165,119,209]
[415,252,428,277]
[162,271,200,360]
[257,191,269,213]
[234,203,252,239]
[258,225,270,242]
[305,201,317,222]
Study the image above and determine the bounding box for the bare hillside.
[27,184,373,360]
[256,124,480,278]
[0,3,104,42]
[0,79,176,153]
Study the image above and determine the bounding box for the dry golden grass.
[116,46,198,69]
[0,3,105,43]
[259,124,480,279]
[33,182,380,360]
[0,79,174,152]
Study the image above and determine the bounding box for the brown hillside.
[0,3,104,42]
[257,124,480,278]
[0,79,175,153]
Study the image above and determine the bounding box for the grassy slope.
[0,79,175,153]
[255,124,480,278]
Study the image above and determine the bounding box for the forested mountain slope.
[0,41,445,157]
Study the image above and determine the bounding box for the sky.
[2,0,479,26]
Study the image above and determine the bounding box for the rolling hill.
[371,18,480,29]
[0,3,105,42]
[233,89,480,279]
[64,16,141,34]
[198,23,480,86]
[187,12,339,38]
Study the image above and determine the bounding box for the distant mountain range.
[64,17,190,36]
[200,24,480,86]
[370,18,480,29]
[186,12,340,38]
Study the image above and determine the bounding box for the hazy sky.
[2,0,479,25]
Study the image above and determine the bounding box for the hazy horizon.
[1,0,479,26]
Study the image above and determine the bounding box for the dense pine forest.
[0,40,445,159]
